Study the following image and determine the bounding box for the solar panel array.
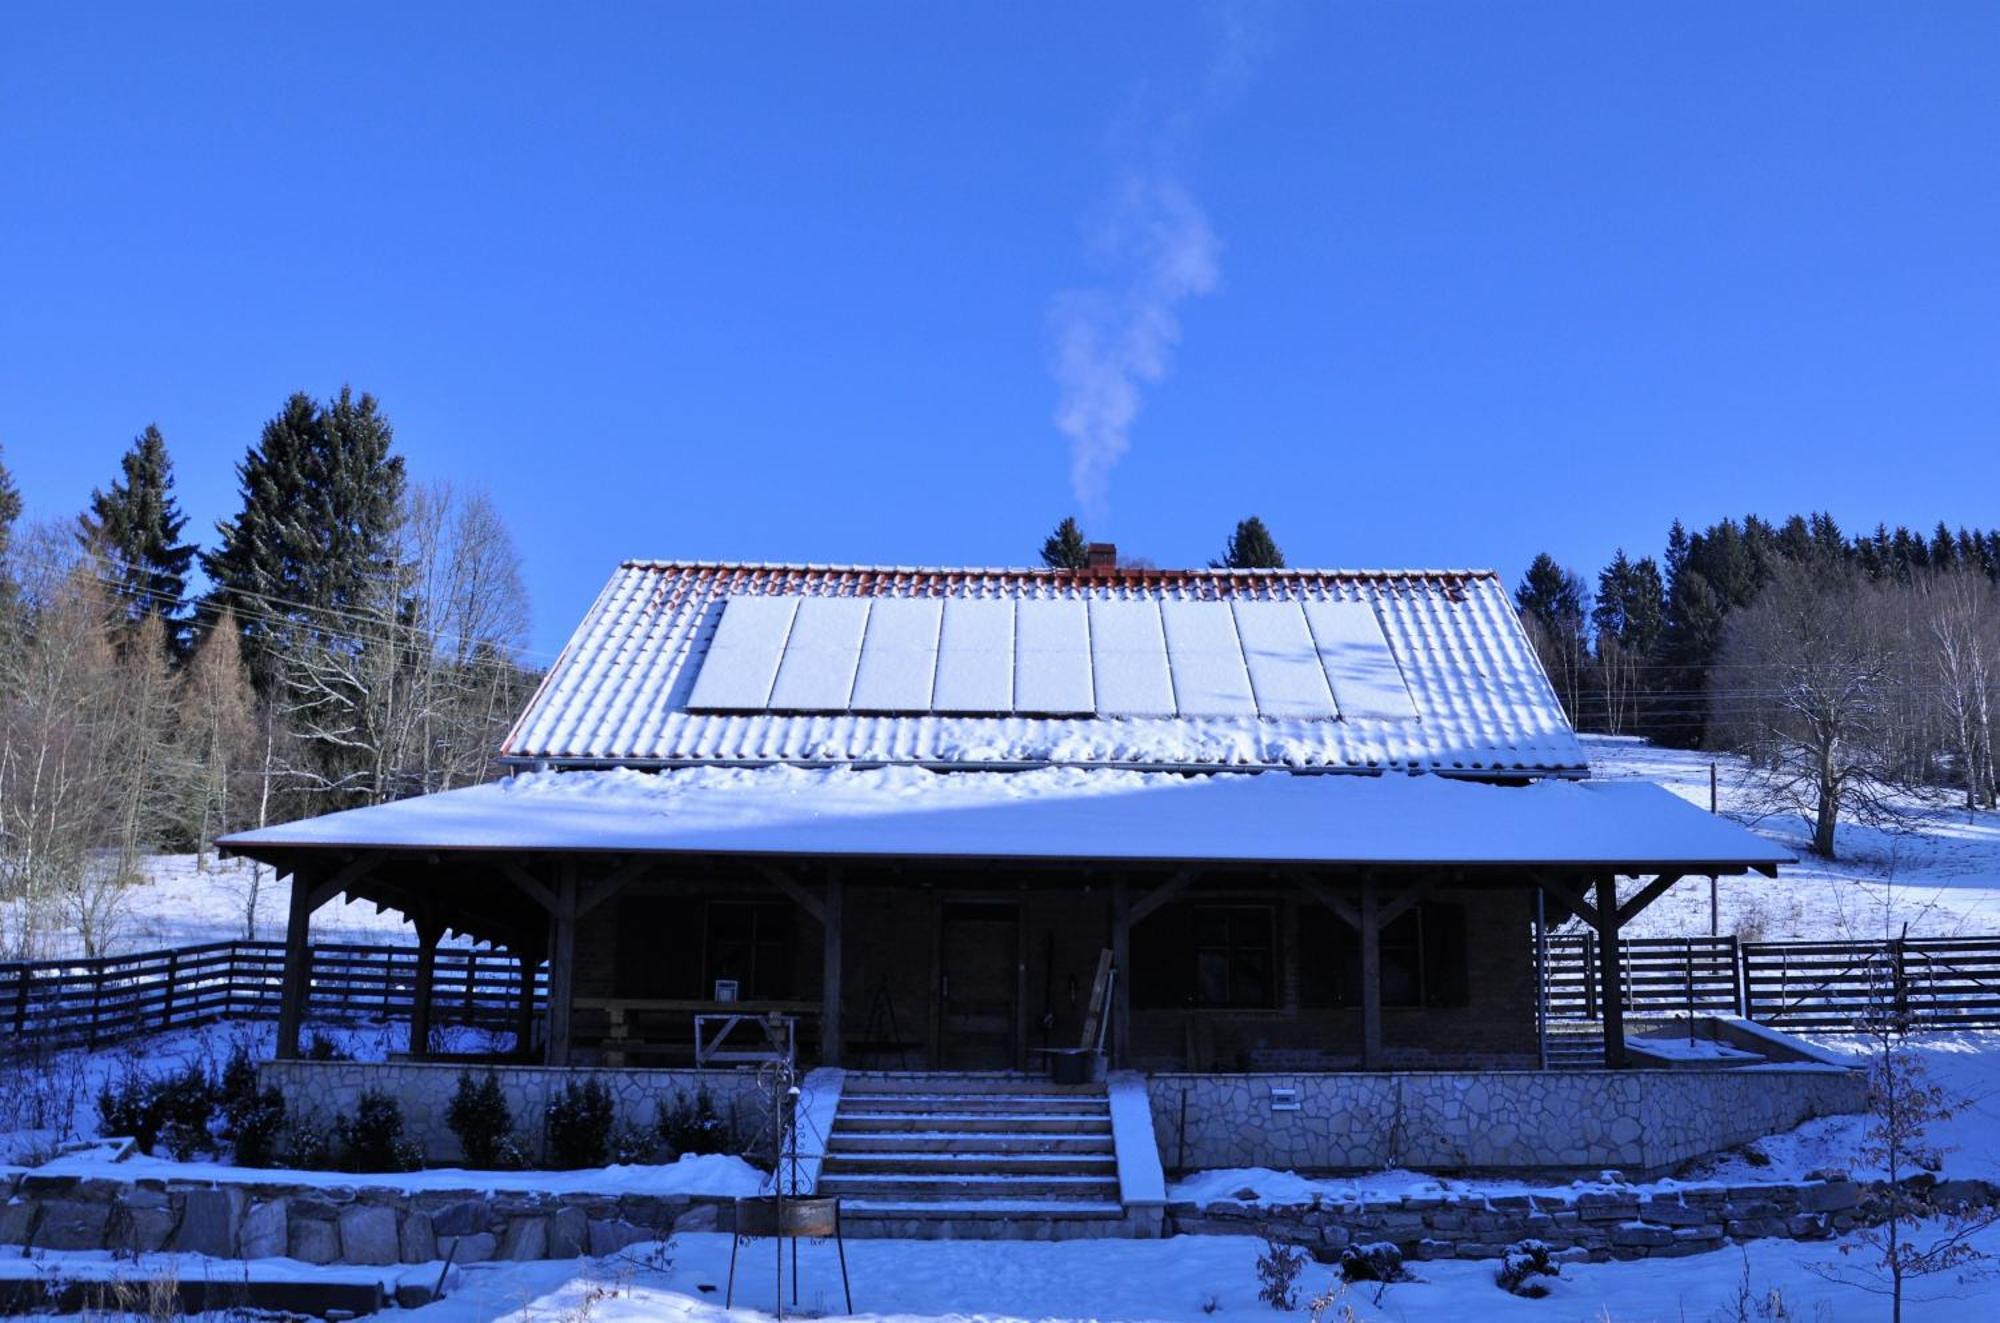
[685,593,1419,721]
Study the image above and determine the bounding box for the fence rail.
[0,941,546,1055]
[1543,933,2000,1031]
[9,930,2000,1057]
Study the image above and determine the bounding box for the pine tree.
[1214,516,1285,570]
[201,388,407,688]
[1040,516,1090,570]
[0,442,21,621]
[76,424,197,655]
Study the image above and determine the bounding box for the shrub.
[546,1079,615,1169]
[281,1117,338,1170]
[305,1031,350,1062]
[1339,1241,1407,1284]
[610,1124,658,1166]
[216,1047,287,1169]
[1496,1239,1559,1297]
[96,1062,214,1158]
[657,1086,736,1159]
[336,1089,422,1173]
[1255,1235,1309,1310]
[446,1072,518,1169]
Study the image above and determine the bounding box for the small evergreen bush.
[281,1117,338,1170]
[546,1079,615,1169]
[217,1046,287,1169]
[336,1089,422,1172]
[305,1031,351,1061]
[1496,1239,1559,1298]
[657,1085,736,1158]
[96,1062,215,1158]
[1339,1241,1407,1284]
[446,1072,518,1169]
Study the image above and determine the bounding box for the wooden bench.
[573,997,819,1066]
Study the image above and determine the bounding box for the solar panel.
[1231,599,1338,720]
[1161,600,1257,717]
[1088,599,1175,716]
[1304,598,1420,721]
[849,597,942,712]
[1014,598,1094,714]
[685,595,800,711]
[768,597,870,710]
[931,597,1014,712]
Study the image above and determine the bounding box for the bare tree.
[181,607,261,864]
[1919,568,1998,812]
[1712,559,1903,859]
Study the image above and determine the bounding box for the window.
[705,902,795,1000]
[1132,904,1277,1009]
[1299,900,1470,1009]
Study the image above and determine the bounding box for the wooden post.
[409,918,442,1059]
[1597,876,1628,1069]
[545,867,579,1066]
[821,873,844,1066]
[1111,877,1132,1068]
[1360,877,1383,1069]
[276,869,315,1060]
[514,948,538,1059]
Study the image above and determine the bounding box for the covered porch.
[220,766,1792,1074]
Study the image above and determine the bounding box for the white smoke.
[1050,174,1221,514]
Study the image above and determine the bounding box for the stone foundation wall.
[258,1060,770,1164]
[1169,1174,2000,1264]
[1149,1067,1866,1176]
[0,1170,729,1270]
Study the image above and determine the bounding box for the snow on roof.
[501,562,1586,777]
[221,765,1791,873]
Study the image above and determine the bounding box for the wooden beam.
[544,866,580,1067]
[1532,875,1603,932]
[1597,875,1628,1069]
[275,869,316,1060]
[409,916,443,1059]
[499,861,560,915]
[1127,869,1196,926]
[577,857,652,918]
[1617,874,1685,927]
[1297,876,1362,930]
[1360,877,1383,1069]
[1377,874,1440,929]
[513,949,539,1060]
[756,865,826,924]
[821,871,844,1066]
[1111,877,1132,1068]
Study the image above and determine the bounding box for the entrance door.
[937,901,1020,1069]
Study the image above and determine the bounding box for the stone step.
[817,1173,1121,1200]
[838,1073,1105,1096]
[837,1093,1108,1114]
[822,1152,1116,1176]
[827,1131,1114,1155]
[834,1113,1112,1134]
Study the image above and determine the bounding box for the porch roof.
[221,766,1791,876]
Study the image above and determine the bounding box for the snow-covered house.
[224,558,1790,1079]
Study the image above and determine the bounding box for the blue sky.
[3,3,1996,659]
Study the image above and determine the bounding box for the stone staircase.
[1545,1024,1606,1068]
[818,1073,1136,1239]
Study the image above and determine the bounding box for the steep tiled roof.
[501,561,1586,777]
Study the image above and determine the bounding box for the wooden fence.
[0,941,545,1056]
[1543,933,2000,1031]
[8,931,2000,1057]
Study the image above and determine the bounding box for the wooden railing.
[0,941,545,1055]
[1543,933,2000,1031]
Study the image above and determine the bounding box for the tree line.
[1517,514,2000,857]
[0,391,536,958]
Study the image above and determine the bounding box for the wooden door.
[937,901,1020,1069]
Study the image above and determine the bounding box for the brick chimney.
[1086,542,1118,576]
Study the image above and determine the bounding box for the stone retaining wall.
[259,1060,770,1164]
[1168,1174,2000,1264]
[0,1170,729,1268]
[1148,1067,1865,1176]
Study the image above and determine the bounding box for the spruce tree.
[1040,516,1090,570]
[1213,516,1285,569]
[0,443,19,631]
[76,425,197,654]
[201,388,407,688]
